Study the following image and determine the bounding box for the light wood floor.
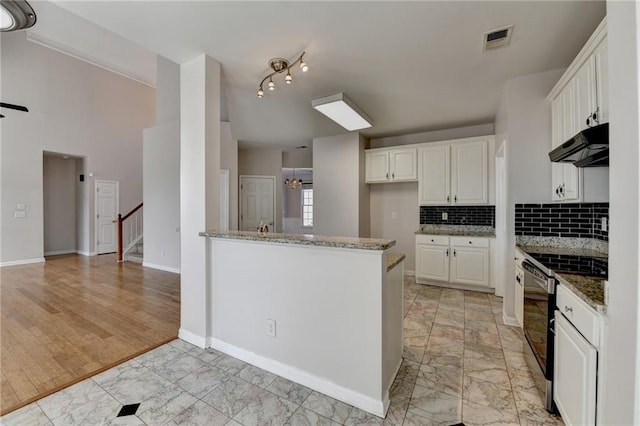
[0,254,180,415]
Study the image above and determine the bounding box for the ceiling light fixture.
[284,168,303,190]
[257,51,308,98]
[311,93,373,131]
[0,0,36,32]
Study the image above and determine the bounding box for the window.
[302,188,313,227]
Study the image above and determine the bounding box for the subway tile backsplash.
[420,206,495,227]
[515,203,609,241]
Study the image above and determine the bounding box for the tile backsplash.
[515,202,609,241]
[420,206,495,227]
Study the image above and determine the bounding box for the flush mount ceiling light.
[257,51,308,98]
[0,0,36,32]
[311,93,373,131]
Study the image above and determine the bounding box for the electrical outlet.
[601,217,608,232]
[266,319,276,337]
[391,212,397,219]
[17,203,26,210]
[442,212,448,220]
[14,211,26,218]
[161,250,165,257]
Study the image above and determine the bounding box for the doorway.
[239,176,276,232]
[95,180,119,254]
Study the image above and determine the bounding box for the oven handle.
[522,260,556,294]
[550,317,555,335]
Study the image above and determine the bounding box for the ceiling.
[38,1,605,147]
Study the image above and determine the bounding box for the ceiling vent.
[482,25,514,51]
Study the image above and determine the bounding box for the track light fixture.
[257,51,308,98]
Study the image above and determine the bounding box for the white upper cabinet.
[365,148,417,183]
[548,18,606,203]
[451,140,488,205]
[365,151,390,183]
[419,139,488,205]
[418,145,450,204]
[390,149,418,181]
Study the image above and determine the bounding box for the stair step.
[127,252,143,264]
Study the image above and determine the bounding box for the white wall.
[282,146,313,168]
[238,148,283,232]
[313,133,369,237]
[143,56,181,272]
[494,68,565,321]
[603,2,640,424]
[75,158,89,254]
[369,182,419,272]
[43,156,76,255]
[0,32,155,264]
[221,122,239,231]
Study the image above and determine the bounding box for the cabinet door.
[515,265,524,327]
[416,244,450,282]
[561,80,577,141]
[450,246,489,287]
[561,163,581,201]
[554,313,597,426]
[418,146,450,205]
[594,39,608,124]
[365,151,390,183]
[451,140,488,205]
[551,96,564,149]
[390,149,417,181]
[574,56,597,133]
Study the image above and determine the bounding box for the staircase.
[125,239,144,264]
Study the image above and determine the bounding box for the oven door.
[522,262,555,376]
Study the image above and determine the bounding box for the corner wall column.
[179,55,221,347]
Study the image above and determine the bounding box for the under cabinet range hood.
[548,123,609,167]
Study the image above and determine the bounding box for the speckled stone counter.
[516,244,607,259]
[415,225,495,238]
[200,230,396,251]
[387,253,405,272]
[555,273,606,313]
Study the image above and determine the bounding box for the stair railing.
[115,202,143,262]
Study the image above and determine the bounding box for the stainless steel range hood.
[548,123,609,167]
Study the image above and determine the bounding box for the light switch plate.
[14,211,26,218]
[17,203,26,210]
[442,212,448,220]
[391,212,397,219]
[601,217,608,232]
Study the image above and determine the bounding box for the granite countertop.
[516,239,608,313]
[200,230,396,251]
[387,253,406,272]
[415,225,496,238]
[555,273,606,313]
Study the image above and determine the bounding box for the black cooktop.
[526,252,608,278]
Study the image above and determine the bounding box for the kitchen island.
[198,230,403,417]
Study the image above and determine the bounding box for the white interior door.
[95,180,119,254]
[240,176,276,232]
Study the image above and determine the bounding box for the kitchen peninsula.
[198,230,404,417]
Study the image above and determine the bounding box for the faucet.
[257,220,269,233]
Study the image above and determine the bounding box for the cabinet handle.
[447,195,450,203]
[392,172,395,179]
[564,305,573,314]
[468,241,472,245]
[446,249,449,257]
[516,275,521,284]
[453,249,456,257]
[386,172,389,179]
[431,239,435,242]
[560,183,565,197]
[454,195,457,203]
[555,187,560,197]
[586,108,600,127]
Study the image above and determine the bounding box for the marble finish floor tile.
[233,390,298,426]
[1,280,560,426]
[165,400,231,426]
[266,376,313,405]
[301,391,353,424]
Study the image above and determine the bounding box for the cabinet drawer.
[450,237,490,248]
[556,284,600,347]
[416,235,449,246]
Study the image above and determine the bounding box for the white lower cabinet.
[554,312,597,426]
[554,282,602,426]
[416,235,491,288]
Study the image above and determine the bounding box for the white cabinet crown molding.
[547,17,607,101]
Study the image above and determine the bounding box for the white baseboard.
[210,338,386,417]
[415,278,494,293]
[44,250,76,256]
[178,328,206,349]
[76,250,97,256]
[143,262,180,274]
[502,312,520,327]
[0,257,46,267]
[404,270,415,277]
